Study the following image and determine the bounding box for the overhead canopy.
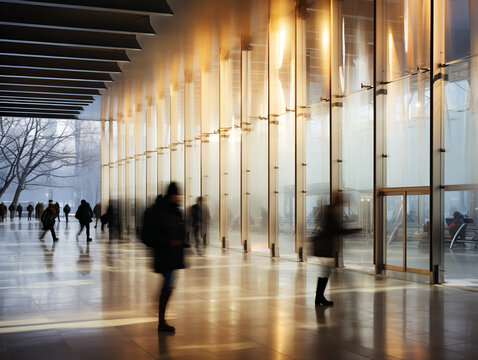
[0,0,173,120]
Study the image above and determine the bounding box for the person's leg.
[77,223,84,239]
[158,271,175,333]
[315,261,333,306]
[86,223,91,241]
[50,226,58,241]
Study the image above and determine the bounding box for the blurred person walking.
[27,203,34,220]
[75,200,93,242]
[93,203,101,228]
[40,200,58,242]
[142,183,186,333]
[63,204,71,223]
[35,202,40,219]
[16,203,23,220]
[312,192,360,306]
[54,202,60,222]
[0,202,6,222]
[8,203,14,220]
[190,197,203,255]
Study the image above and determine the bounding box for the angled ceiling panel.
[0,68,114,82]
[0,111,78,119]
[0,42,130,62]
[10,0,174,15]
[0,3,156,35]
[0,77,106,89]
[0,0,172,120]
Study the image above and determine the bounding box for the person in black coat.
[147,182,186,333]
[16,203,23,220]
[8,204,14,220]
[75,200,93,242]
[63,204,71,223]
[0,202,6,222]
[27,203,34,220]
[54,202,60,222]
[40,200,58,241]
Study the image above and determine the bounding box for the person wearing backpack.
[40,200,58,242]
[142,183,186,333]
[75,200,93,242]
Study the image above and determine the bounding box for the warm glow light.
[388,32,393,79]
[278,27,286,69]
[322,26,329,47]
[416,102,421,108]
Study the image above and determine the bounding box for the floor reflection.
[0,219,477,359]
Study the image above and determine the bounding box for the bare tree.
[0,118,31,198]
[8,118,95,206]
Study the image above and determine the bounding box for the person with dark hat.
[143,182,186,333]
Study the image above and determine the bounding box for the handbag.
[312,231,335,258]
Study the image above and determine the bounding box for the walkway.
[0,219,477,359]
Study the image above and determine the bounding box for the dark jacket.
[63,205,71,214]
[41,205,56,228]
[8,204,14,212]
[151,197,186,274]
[93,204,101,218]
[16,204,22,213]
[75,202,93,224]
[27,204,33,213]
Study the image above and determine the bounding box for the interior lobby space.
[1,220,478,360]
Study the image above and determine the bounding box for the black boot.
[158,290,175,333]
[315,277,334,306]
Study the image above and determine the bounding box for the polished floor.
[1,219,478,359]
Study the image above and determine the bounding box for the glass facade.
[100,0,478,285]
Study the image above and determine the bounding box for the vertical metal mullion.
[403,191,407,271]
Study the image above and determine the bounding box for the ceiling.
[0,0,173,120]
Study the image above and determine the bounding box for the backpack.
[141,205,157,247]
[42,207,56,228]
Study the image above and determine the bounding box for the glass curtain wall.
[201,65,220,246]
[184,77,202,243]
[171,86,185,200]
[243,3,269,254]
[269,0,296,258]
[443,0,478,284]
[157,96,171,195]
[381,0,431,272]
[305,0,330,244]
[339,0,374,269]
[219,49,241,250]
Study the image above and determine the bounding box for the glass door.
[383,189,430,274]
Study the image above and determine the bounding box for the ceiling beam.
[0,42,130,62]
[6,0,174,15]
[0,55,122,73]
[0,85,101,96]
[0,102,84,111]
[0,98,91,106]
[0,3,156,35]
[0,68,113,82]
[0,111,78,119]
[0,25,142,50]
[0,92,95,101]
[0,77,106,89]
[0,106,81,114]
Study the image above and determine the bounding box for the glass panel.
[245,19,269,254]
[201,66,220,246]
[270,0,296,257]
[384,73,430,187]
[406,194,429,270]
[170,88,185,197]
[384,0,430,81]
[340,0,374,269]
[385,195,404,267]
[444,0,470,62]
[305,0,330,241]
[444,190,478,285]
[444,60,478,186]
